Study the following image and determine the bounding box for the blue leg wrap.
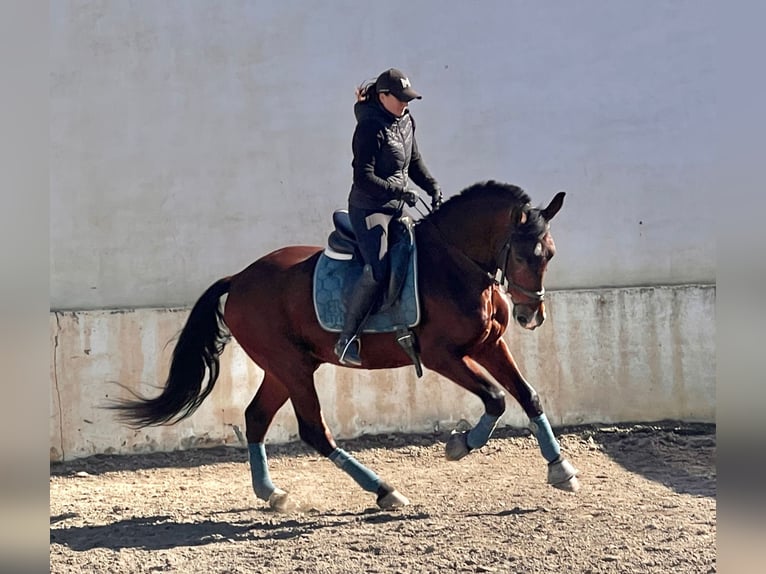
[248,443,276,501]
[467,413,500,450]
[328,448,381,493]
[529,413,561,463]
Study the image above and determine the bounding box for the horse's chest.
[479,286,511,343]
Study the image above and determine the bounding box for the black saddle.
[325,210,414,311]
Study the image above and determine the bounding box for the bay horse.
[111,180,578,511]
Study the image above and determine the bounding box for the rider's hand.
[400,188,419,207]
[431,186,443,211]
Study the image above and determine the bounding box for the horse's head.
[422,181,566,330]
[503,191,566,330]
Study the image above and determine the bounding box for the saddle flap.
[381,217,415,310]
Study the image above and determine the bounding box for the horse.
[110,180,578,511]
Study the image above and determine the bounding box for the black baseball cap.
[375,68,422,102]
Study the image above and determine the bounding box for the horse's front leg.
[471,339,580,492]
[428,355,508,461]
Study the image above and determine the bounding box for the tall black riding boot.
[334,265,380,366]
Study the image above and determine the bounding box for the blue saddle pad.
[313,241,420,334]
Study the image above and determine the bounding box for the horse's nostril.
[517,314,529,325]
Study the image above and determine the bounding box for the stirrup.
[335,336,362,367]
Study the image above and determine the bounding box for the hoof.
[445,431,471,461]
[548,458,580,492]
[268,488,295,512]
[377,489,410,509]
[553,475,581,492]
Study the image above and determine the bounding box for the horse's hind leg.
[244,372,292,511]
[286,377,409,510]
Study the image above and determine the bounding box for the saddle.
[313,210,423,375]
[325,211,413,307]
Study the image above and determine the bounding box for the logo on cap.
[400,77,412,89]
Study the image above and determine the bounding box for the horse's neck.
[427,206,509,270]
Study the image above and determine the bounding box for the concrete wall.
[50,1,718,311]
[50,285,715,462]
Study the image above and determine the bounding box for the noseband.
[495,237,546,304]
[507,278,545,304]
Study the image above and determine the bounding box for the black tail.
[110,278,232,428]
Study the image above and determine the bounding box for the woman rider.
[334,68,442,366]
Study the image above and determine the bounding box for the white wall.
[50,286,715,462]
[50,1,717,311]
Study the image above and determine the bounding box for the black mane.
[442,180,531,209]
[422,180,547,238]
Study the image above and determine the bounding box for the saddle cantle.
[325,210,358,261]
[313,210,420,334]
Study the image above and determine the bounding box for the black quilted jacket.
[348,99,438,211]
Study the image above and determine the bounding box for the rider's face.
[379,92,409,117]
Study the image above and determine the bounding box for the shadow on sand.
[50,509,431,551]
[584,421,716,498]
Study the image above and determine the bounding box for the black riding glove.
[399,188,419,207]
[430,186,443,211]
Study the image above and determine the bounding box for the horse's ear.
[541,191,566,221]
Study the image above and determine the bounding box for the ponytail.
[355,78,377,103]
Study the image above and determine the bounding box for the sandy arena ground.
[51,422,716,573]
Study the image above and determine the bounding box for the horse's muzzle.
[513,302,546,330]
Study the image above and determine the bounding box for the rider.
[334,67,442,366]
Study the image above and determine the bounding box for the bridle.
[494,235,546,304]
[421,210,547,306]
